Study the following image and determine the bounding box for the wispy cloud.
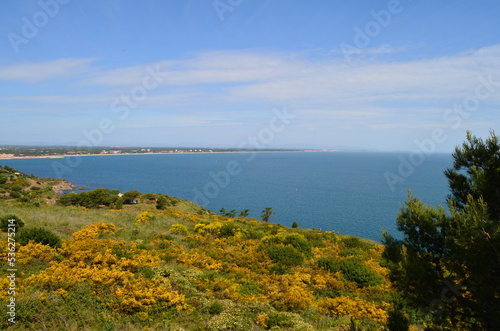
[331,44,407,56]
[0,58,96,83]
[2,44,500,142]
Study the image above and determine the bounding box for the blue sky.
[1,0,499,151]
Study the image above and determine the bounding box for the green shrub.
[9,191,21,199]
[219,222,239,237]
[0,214,25,232]
[208,302,223,315]
[316,257,341,273]
[269,264,290,275]
[137,265,155,279]
[57,192,80,206]
[141,193,156,201]
[57,188,120,208]
[122,190,141,201]
[339,258,383,288]
[342,236,371,250]
[114,198,123,209]
[284,234,312,255]
[16,196,30,203]
[292,221,298,228]
[30,186,42,191]
[18,227,62,248]
[267,313,295,328]
[266,244,303,267]
[0,174,7,184]
[244,229,265,240]
[156,195,169,210]
[11,185,23,192]
[238,282,262,296]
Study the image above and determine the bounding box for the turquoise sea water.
[0,152,452,241]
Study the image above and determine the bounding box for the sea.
[0,151,453,242]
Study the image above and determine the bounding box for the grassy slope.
[0,167,394,330]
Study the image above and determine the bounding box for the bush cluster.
[18,226,62,248]
[265,244,304,267]
[0,214,25,232]
[58,188,121,208]
[317,257,383,288]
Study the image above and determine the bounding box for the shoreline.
[0,149,342,160]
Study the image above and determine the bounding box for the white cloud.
[2,44,500,144]
[0,58,96,83]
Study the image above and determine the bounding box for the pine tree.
[382,131,500,330]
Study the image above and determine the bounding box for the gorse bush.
[18,226,62,248]
[169,224,188,235]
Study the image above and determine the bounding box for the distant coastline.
[0,148,342,160]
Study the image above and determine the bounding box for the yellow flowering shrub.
[72,222,116,240]
[113,277,187,313]
[17,242,57,264]
[135,212,154,224]
[255,314,269,328]
[193,223,207,234]
[176,251,223,271]
[204,221,223,236]
[265,273,315,313]
[362,257,389,278]
[20,222,188,316]
[318,296,389,324]
[163,209,185,218]
[169,224,188,235]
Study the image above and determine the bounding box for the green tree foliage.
[261,207,275,222]
[0,214,25,232]
[114,198,124,210]
[156,195,169,210]
[122,190,141,201]
[18,227,62,248]
[444,130,500,220]
[219,208,237,218]
[239,209,250,218]
[57,188,119,208]
[382,131,500,330]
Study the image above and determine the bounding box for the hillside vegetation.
[0,165,395,330]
